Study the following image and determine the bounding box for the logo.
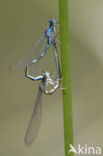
[68,144,102,155]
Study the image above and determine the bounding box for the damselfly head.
[49,19,56,26]
[42,71,50,78]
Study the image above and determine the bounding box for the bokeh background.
[0,0,103,156]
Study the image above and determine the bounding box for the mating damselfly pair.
[9,19,61,146]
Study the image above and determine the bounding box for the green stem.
[58,0,74,156]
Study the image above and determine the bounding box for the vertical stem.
[59,0,74,156]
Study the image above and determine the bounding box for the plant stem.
[58,0,74,156]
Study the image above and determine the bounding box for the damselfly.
[24,19,61,146]
[9,19,61,146]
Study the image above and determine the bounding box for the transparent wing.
[24,89,42,146]
[9,34,46,72]
[55,23,60,38]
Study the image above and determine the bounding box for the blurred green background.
[0,0,103,156]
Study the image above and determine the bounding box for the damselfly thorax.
[39,71,60,95]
